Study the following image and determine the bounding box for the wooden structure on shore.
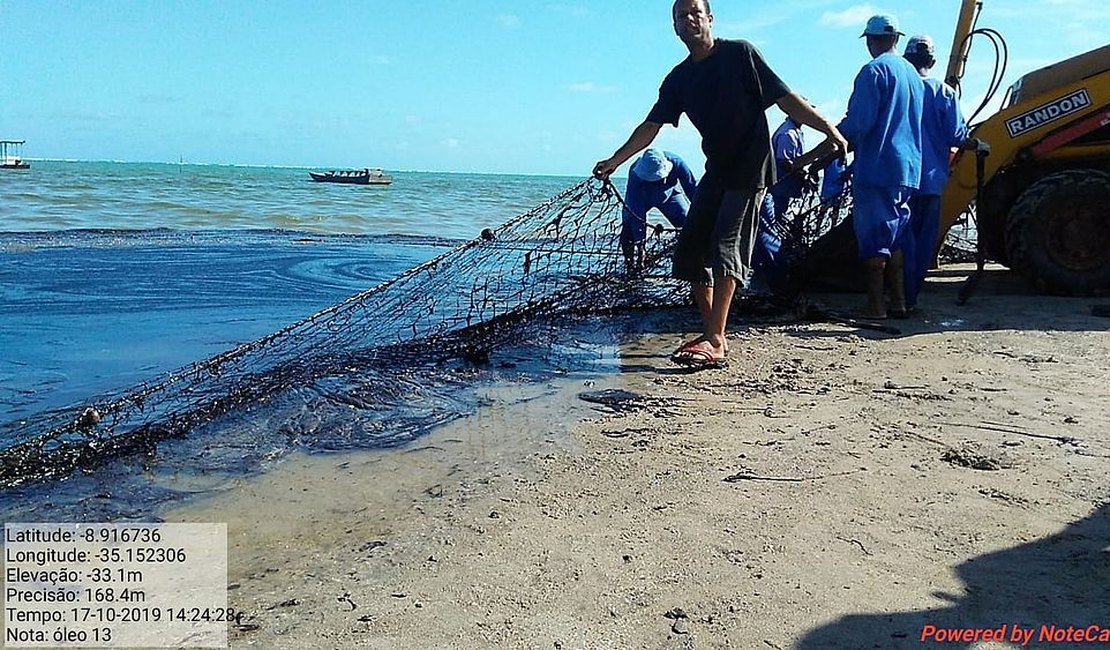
[1,141,29,169]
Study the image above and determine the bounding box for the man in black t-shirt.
[594,0,846,368]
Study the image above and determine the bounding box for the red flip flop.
[670,345,728,369]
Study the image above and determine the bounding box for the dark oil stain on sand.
[0,228,621,522]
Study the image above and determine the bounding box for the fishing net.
[0,168,974,490]
[765,163,979,286]
[0,178,691,487]
[938,206,979,264]
[761,164,856,294]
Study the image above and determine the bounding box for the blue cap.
[631,149,672,182]
[861,14,904,37]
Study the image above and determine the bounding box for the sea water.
[0,162,601,504]
[1,161,575,237]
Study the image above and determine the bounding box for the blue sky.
[1,0,1107,175]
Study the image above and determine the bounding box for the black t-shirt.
[647,39,790,190]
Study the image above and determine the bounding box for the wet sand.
[166,265,1110,649]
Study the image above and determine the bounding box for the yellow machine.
[940,1,1110,295]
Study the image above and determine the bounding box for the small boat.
[309,168,392,185]
[1,140,30,169]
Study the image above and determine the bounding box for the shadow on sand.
[796,504,1109,649]
[782,263,1110,341]
[608,263,1109,363]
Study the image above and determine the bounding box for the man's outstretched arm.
[593,121,663,179]
[775,92,849,169]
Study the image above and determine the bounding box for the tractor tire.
[1004,168,1110,295]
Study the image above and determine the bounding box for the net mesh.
[0,179,686,486]
[0,171,974,487]
[938,206,979,264]
[766,165,977,285]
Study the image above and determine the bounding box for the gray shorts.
[671,174,764,286]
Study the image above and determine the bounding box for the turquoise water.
[1,161,578,238]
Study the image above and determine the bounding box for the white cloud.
[987,0,1110,52]
[567,82,616,93]
[717,0,840,35]
[441,138,460,148]
[716,17,788,34]
[818,5,882,29]
[404,115,422,126]
[990,0,1108,19]
[496,14,520,29]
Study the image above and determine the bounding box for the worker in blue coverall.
[619,149,697,271]
[902,34,968,311]
[767,116,806,221]
[808,14,924,319]
[820,157,848,202]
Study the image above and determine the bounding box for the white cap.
[631,149,673,182]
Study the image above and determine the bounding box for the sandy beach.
[167,265,1109,649]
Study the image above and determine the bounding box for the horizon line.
[23,158,587,178]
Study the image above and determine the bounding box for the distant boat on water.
[1,141,30,169]
[309,168,392,185]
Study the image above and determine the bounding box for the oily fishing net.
[937,208,979,264]
[0,170,970,489]
[760,165,855,294]
[0,178,691,487]
[764,164,977,290]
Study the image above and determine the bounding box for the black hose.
[955,27,1009,125]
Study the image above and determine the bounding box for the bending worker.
[620,148,697,271]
